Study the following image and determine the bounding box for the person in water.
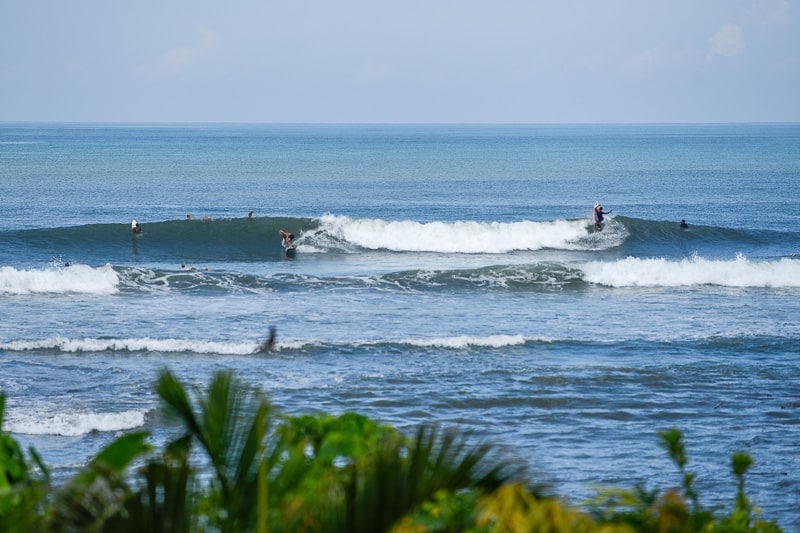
[259,325,277,352]
[279,230,295,248]
[593,202,612,229]
[132,220,142,234]
[680,219,688,228]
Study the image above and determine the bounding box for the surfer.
[131,220,142,234]
[279,230,295,248]
[593,202,612,229]
[680,219,688,229]
[248,210,254,219]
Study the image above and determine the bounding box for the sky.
[1,0,798,123]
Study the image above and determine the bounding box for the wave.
[306,214,625,253]
[0,334,557,357]
[580,254,800,288]
[0,336,264,355]
[398,334,533,348]
[116,255,800,291]
[0,264,119,295]
[2,333,795,358]
[3,214,799,263]
[2,255,797,297]
[309,215,799,257]
[4,406,148,436]
[2,213,621,260]
[1,216,319,264]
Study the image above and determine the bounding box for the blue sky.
[1,0,797,123]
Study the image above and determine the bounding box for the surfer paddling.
[593,202,612,230]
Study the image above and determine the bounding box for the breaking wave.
[4,406,148,436]
[0,264,119,295]
[580,254,800,288]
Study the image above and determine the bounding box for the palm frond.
[155,368,276,532]
[46,431,151,532]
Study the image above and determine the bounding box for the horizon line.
[2,120,798,126]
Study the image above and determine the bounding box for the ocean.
[1,123,799,529]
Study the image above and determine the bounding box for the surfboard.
[282,241,297,256]
[587,220,603,233]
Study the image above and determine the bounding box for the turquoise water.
[1,123,799,528]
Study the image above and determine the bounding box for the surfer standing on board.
[593,202,612,230]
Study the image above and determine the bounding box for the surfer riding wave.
[593,202,612,230]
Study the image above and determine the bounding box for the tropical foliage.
[0,370,783,532]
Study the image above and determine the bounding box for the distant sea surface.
[2,123,799,529]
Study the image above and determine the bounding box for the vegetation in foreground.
[0,369,783,532]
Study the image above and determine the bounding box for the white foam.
[401,334,530,349]
[0,264,119,295]
[317,214,614,253]
[580,254,800,288]
[0,336,261,355]
[4,408,147,436]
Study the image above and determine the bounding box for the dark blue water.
[1,123,799,528]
